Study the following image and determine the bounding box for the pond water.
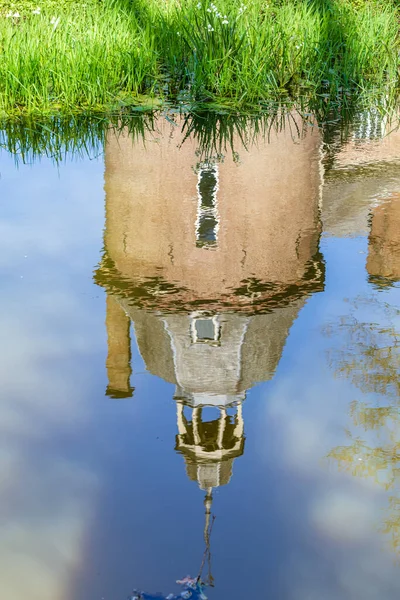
[1,113,400,600]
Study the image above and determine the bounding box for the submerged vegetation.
[0,99,393,167]
[0,0,399,115]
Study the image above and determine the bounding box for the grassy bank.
[0,0,399,115]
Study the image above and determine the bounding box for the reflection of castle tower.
[367,194,400,284]
[95,116,325,578]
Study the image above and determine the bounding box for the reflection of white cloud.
[310,490,376,542]
[1,460,97,600]
[0,155,104,600]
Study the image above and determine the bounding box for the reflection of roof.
[184,458,236,490]
[118,300,306,395]
[95,249,325,315]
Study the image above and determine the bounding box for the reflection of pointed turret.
[367,194,400,284]
[175,400,245,587]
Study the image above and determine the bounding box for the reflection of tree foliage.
[326,297,400,398]
[326,296,400,555]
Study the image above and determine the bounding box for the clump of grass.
[0,1,159,114]
[0,0,398,115]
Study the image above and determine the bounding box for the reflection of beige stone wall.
[367,195,400,281]
[105,117,322,301]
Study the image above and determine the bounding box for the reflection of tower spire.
[105,295,134,398]
[200,487,214,587]
[204,487,213,539]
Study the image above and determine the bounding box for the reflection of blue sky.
[1,150,400,600]
[0,154,106,600]
[251,237,400,600]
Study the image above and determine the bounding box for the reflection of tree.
[326,296,400,554]
[327,297,400,398]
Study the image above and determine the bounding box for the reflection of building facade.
[95,116,325,505]
[367,194,400,283]
[322,119,400,285]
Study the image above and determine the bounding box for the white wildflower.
[50,15,60,28]
[32,7,41,14]
[13,12,20,18]
[197,1,201,7]
[206,7,211,12]
[207,23,214,31]
[5,11,13,17]
[222,18,228,24]
[177,31,181,36]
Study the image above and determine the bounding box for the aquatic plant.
[0,94,395,165]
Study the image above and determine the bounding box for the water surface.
[1,113,400,600]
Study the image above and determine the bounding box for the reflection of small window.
[190,314,220,345]
[196,164,219,249]
[195,319,216,341]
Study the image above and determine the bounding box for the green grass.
[0,0,398,115]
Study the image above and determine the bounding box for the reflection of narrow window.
[196,163,219,249]
[190,313,220,345]
[353,111,386,140]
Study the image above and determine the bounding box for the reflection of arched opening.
[175,402,245,504]
[196,163,219,249]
